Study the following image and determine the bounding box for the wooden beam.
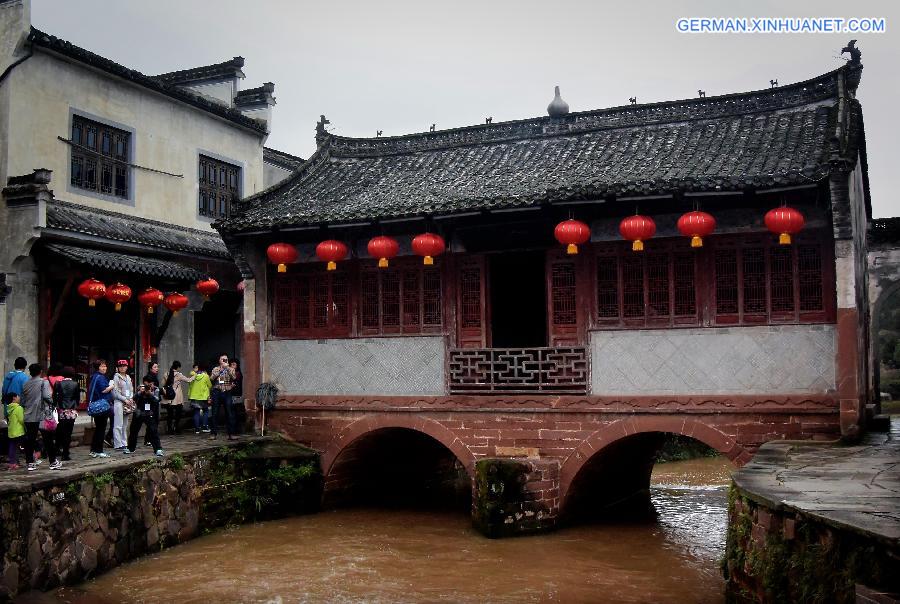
[47,274,76,338]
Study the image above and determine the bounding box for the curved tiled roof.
[28,29,266,135]
[263,146,304,170]
[154,57,245,85]
[218,64,864,235]
[46,200,230,259]
[44,243,203,281]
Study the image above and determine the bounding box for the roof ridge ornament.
[547,86,570,118]
[315,114,331,146]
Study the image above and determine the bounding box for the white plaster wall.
[591,325,836,395]
[264,337,446,395]
[3,52,265,231]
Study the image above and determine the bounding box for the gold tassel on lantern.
[277,263,287,273]
[327,261,337,271]
[424,256,434,265]
[88,299,96,307]
[779,233,791,245]
[115,303,122,311]
[632,240,644,252]
[378,258,388,268]
[567,243,578,255]
[691,236,703,248]
[147,306,154,314]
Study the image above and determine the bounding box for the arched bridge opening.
[560,427,739,526]
[323,428,471,511]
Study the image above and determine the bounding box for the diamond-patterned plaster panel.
[265,337,446,395]
[591,325,835,395]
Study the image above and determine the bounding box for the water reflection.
[44,457,731,604]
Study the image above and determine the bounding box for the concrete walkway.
[733,417,900,545]
[0,431,259,496]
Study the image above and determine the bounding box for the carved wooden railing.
[448,346,588,394]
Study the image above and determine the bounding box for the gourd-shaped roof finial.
[547,86,570,118]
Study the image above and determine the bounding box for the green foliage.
[168,453,185,471]
[655,433,720,463]
[90,472,115,488]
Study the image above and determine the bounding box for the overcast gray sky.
[32,0,899,218]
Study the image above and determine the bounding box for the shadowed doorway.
[489,251,547,348]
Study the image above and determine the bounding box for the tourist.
[230,358,244,435]
[4,392,24,469]
[209,354,236,441]
[87,360,114,458]
[46,362,65,391]
[187,362,212,434]
[2,357,28,419]
[111,359,135,451]
[163,361,193,435]
[21,364,53,471]
[127,374,163,456]
[53,366,80,462]
[144,362,160,446]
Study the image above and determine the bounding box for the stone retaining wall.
[0,439,321,599]
[723,486,899,603]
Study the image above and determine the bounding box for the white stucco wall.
[591,325,836,395]
[2,51,265,231]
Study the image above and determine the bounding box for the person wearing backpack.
[52,366,80,462]
[2,357,28,421]
[87,360,114,458]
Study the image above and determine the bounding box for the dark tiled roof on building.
[27,29,266,135]
[154,56,245,85]
[263,146,305,171]
[235,83,275,107]
[870,217,900,246]
[44,243,203,281]
[46,199,230,259]
[218,64,864,235]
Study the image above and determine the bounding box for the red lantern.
[765,206,805,245]
[367,236,399,268]
[196,278,219,300]
[104,282,132,311]
[267,243,298,273]
[77,278,106,307]
[554,219,591,255]
[163,292,189,315]
[619,215,657,251]
[137,287,164,314]
[411,233,445,265]
[677,211,716,248]
[316,240,348,271]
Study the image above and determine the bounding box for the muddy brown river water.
[39,457,733,604]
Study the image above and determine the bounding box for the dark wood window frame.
[198,155,240,219]
[70,115,130,199]
[358,260,443,336]
[272,267,351,338]
[592,232,835,329]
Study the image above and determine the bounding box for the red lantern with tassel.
[554,219,591,254]
[196,278,219,300]
[104,282,132,311]
[677,210,716,248]
[77,278,106,307]
[316,240,348,271]
[163,292,189,315]
[411,233,445,265]
[367,236,399,268]
[619,215,656,251]
[267,243,298,273]
[137,287,164,314]
[764,206,805,245]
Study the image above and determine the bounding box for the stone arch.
[558,416,749,506]
[320,414,475,480]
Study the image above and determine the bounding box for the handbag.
[122,399,136,414]
[87,374,111,417]
[41,406,58,431]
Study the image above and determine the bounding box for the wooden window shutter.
[457,255,487,348]
[547,251,581,346]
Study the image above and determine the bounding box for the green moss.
[168,453,185,471]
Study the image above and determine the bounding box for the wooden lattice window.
[595,243,699,328]
[548,255,582,346]
[712,235,831,325]
[272,269,350,338]
[70,115,129,198]
[199,156,240,219]
[358,261,442,335]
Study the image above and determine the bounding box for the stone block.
[783,517,796,540]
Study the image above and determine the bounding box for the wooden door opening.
[488,251,547,348]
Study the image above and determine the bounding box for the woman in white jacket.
[111,359,135,451]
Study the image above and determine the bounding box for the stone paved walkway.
[733,417,900,545]
[0,432,258,496]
